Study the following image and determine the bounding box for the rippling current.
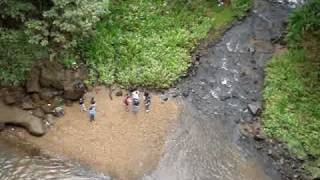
[0,138,110,180]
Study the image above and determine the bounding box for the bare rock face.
[39,61,65,90]
[0,103,46,136]
[26,68,41,93]
[2,88,25,105]
[63,69,87,100]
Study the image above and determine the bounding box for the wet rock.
[0,103,46,136]
[3,88,25,105]
[254,134,266,141]
[26,68,40,93]
[182,91,189,97]
[39,61,65,90]
[32,108,45,119]
[248,103,261,115]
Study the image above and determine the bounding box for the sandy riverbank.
[6,87,180,180]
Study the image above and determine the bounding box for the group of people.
[124,90,152,113]
[79,97,96,121]
[78,90,169,121]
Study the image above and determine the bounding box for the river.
[0,0,298,180]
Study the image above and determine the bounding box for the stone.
[21,102,35,110]
[254,134,266,141]
[3,88,26,105]
[63,81,86,100]
[31,93,41,104]
[41,104,54,114]
[248,103,261,115]
[39,88,57,101]
[182,91,189,97]
[3,93,16,105]
[115,90,123,96]
[26,68,40,93]
[53,106,64,117]
[0,102,46,136]
[32,108,45,119]
[45,114,55,125]
[268,149,273,156]
[39,60,65,90]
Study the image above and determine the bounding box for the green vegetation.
[0,0,251,87]
[263,0,320,177]
[263,50,320,159]
[0,0,108,86]
[0,28,47,86]
[84,0,252,88]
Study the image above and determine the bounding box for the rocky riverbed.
[145,0,303,179]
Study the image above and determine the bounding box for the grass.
[0,28,48,86]
[263,50,320,175]
[84,0,251,88]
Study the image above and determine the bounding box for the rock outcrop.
[0,103,46,136]
[26,60,87,101]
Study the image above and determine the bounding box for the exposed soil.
[7,87,180,180]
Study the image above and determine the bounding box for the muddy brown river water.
[0,0,302,179]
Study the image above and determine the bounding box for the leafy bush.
[85,0,249,88]
[231,0,252,16]
[0,28,48,85]
[25,0,109,60]
[287,0,320,48]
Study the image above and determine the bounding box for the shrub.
[84,0,250,88]
[0,28,48,85]
[287,0,320,48]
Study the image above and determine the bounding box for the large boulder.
[39,61,65,90]
[2,88,25,105]
[63,81,86,100]
[39,88,59,101]
[26,68,41,93]
[63,69,87,100]
[0,103,46,136]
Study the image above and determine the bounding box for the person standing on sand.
[144,92,151,113]
[79,97,87,111]
[90,97,96,108]
[124,94,131,112]
[89,106,96,122]
[132,90,140,113]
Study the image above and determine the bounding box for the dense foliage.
[0,28,47,85]
[84,0,251,88]
[0,0,251,87]
[25,0,108,59]
[287,0,320,48]
[263,0,320,178]
[0,0,108,85]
